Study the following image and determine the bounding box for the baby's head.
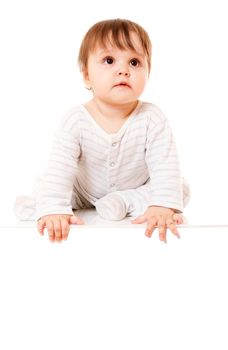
[78,18,152,76]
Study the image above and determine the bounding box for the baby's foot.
[95,193,128,221]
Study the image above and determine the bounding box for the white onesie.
[15,100,190,221]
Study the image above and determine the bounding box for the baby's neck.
[89,98,138,120]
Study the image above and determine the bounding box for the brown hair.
[78,18,152,74]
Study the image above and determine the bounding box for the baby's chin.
[102,94,139,106]
[105,99,138,107]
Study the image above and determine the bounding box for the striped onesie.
[14,100,190,221]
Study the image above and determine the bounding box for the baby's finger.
[157,216,167,243]
[131,215,147,224]
[145,217,157,238]
[173,213,183,225]
[53,219,62,243]
[37,219,45,235]
[70,215,84,225]
[61,218,70,241]
[46,220,55,243]
[166,218,181,239]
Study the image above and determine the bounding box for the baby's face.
[83,32,149,106]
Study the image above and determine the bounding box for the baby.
[14,18,190,243]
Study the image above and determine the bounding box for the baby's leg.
[71,184,95,211]
[14,176,93,221]
[94,188,150,221]
[95,178,190,220]
[14,176,43,221]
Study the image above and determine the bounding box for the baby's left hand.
[131,206,183,243]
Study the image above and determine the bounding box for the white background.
[0,0,228,223]
[0,1,228,349]
[0,0,228,224]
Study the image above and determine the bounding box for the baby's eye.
[103,56,114,64]
[130,58,140,67]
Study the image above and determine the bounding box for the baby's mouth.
[114,82,131,88]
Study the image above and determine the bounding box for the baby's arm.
[145,117,183,213]
[36,110,82,241]
[37,214,84,242]
[140,108,184,242]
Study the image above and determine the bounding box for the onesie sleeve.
[35,109,81,220]
[145,113,183,212]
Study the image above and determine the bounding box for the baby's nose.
[117,67,130,76]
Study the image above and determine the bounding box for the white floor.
[1,209,228,350]
[11,207,228,228]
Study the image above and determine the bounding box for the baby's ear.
[82,68,89,82]
[82,68,87,79]
[82,69,91,90]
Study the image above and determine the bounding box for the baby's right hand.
[37,214,84,242]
